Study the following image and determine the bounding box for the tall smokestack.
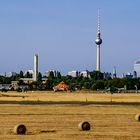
[33,53,38,81]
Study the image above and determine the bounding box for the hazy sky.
[0,0,140,76]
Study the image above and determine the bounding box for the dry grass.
[0,91,140,139]
[1,91,140,103]
[0,104,140,140]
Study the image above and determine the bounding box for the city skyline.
[0,1,140,76]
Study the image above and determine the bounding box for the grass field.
[0,91,140,140]
[1,91,140,102]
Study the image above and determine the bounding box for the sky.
[0,0,140,76]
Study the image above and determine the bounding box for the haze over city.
[0,0,140,76]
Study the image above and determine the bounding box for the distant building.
[11,81,29,90]
[0,84,11,90]
[133,71,137,78]
[68,70,79,77]
[134,61,140,77]
[0,73,6,76]
[112,66,117,78]
[53,81,69,92]
[122,72,133,78]
[24,70,33,76]
[80,70,90,78]
[68,70,90,78]
[45,70,58,77]
[103,72,112,79]
[6,72,16,77]
[20,78,34,84]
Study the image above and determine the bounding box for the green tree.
[36,72,43,90]
[90,71,104,80]
[49,71,55,79]
[83,82,91,89]
[94,80,105,90]
[45,79,54,90]
[37,72,42,83]
[19,71,24,78]
[25,72,32,78]
[18,80,24,85]
[107,78,124,88]
[57,71,61,79]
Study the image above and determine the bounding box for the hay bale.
[135,114,140,121]
[78,121,91,131]
[13,124,27,135]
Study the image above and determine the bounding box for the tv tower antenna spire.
[95,9,102,71]
[98,9,100,33]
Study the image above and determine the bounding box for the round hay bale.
[78,121,91,131]
[135,114,140,121]
[13,124,27,135]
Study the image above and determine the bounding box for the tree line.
[0,70,140,92]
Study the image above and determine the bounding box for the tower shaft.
[34,54,38,81]
[96,45,100,71]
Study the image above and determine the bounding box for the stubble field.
[0,91,140,140]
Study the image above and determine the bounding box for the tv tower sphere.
[95,32,102,45]
[95,9,102,71]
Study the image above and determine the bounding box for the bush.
[110,86,118,93]
[16,88,22,92]
[1,88,8,92]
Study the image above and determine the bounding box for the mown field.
[1,91,140,102]
[0,91,140,140]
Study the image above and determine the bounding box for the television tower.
[95,9,102,71]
